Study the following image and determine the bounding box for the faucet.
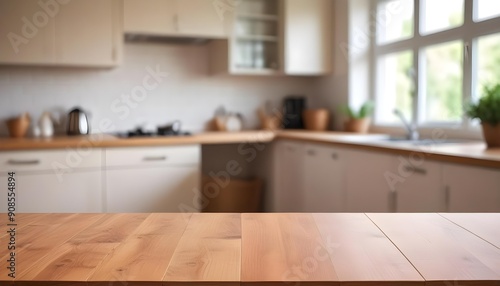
[393,109,419,141]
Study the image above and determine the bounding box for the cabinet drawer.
[0,149,102,173]
[105,145,201,168]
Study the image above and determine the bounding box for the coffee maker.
[283,96,306,129]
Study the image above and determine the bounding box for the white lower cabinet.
[303,144,345,212]
[390,159,445,212]
[0,171,102,213]
[106,166,200,213]
[273,141,305,212]
[104,145,201,213]
[0,149,103,213]
[344,150,393,212]
[443,164,500,212]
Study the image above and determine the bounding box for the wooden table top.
[1,213,500,286]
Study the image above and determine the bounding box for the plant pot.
[6,113,30,138]
[481,123,500,148]
[303,109,330,131]
[344,118,371,133]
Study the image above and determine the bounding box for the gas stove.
[116,127,191,138]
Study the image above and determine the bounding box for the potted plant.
[466,83,500,148]
[341,101,374,133]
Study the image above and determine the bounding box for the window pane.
[376,51,414,124]
[476,33,500,99]
[377,0,414,45]
[475,0,500,22]
[423,41,463,123]
[421,0,464,35]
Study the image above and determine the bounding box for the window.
[421,0,464,35]
[374,0,500,127]
[475,0,500,22]
[377,0,414,44]
[422,41,463,123]
[476,33,500,98]
[375,51,414,124]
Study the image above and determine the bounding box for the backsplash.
[0,42,317,136]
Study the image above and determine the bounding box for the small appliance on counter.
[67,108,90,136]
[38,112,55,138]
[283,96,306,129]
[213,106,244,132]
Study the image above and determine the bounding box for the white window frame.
[371,0,500,131]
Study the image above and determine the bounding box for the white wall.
[0,42,318,136]
[315,0,351,131]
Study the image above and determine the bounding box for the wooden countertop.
[1,130,500,168]
[277,130,500,169]
[1,213,500,286]
[0,131,276,151]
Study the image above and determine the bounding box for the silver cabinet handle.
[7,159,40,165]
[404,165,427,175]
[143,156,167,162]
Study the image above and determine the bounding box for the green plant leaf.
[466,83,500,125]
[358,101,375,118]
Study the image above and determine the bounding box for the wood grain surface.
[241,213,339,286]
[0,213,500,286]
[313,213,423,285]
[164,213,241,285]
[89,213,191,284]
[367,213,500,286]
[440,213,500,249]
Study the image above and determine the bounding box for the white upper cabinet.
[210,0,333,76]
[284,0,332,75]
[124,0,177,35]
[124,0,228,38]
[55,0,123,67]
[0,0,56,65]
[0,0,123,67]
[176,0,228,38]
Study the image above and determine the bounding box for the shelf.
[237,13,279,21]
[235,35,279,42]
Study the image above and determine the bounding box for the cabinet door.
[303,144,344,212]
[345,150,393,212]
[124,0,177,35]
[392,159,445,212]
[176,0,228,38]
[0,171,102,213]
[54,0,121,66]
[106,166,200,213]
[273,141,304,212]
[284,0,332,75]
[443,164,500,212]
[0,0,56,65]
